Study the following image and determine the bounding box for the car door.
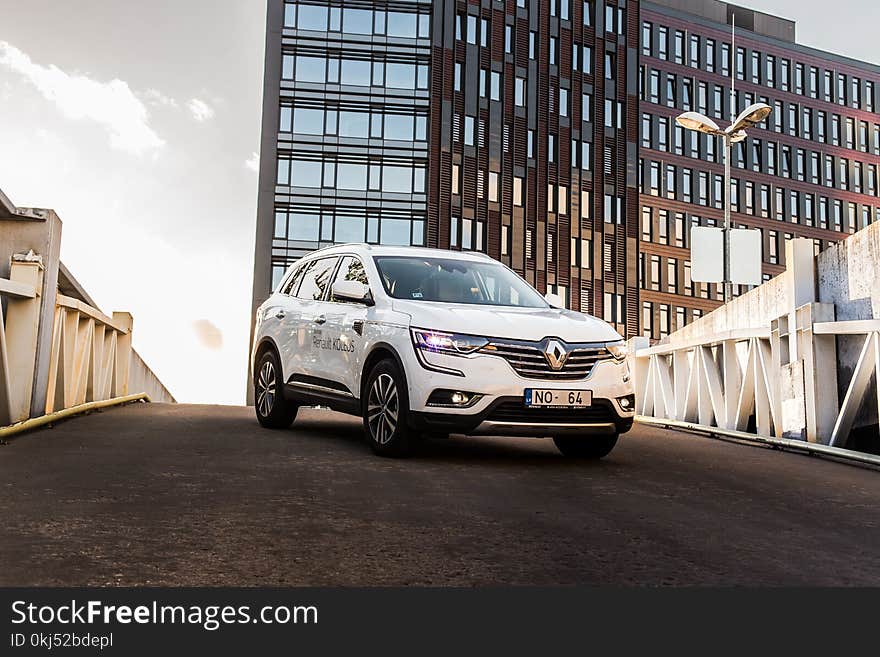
[317,255,372,398]
[269,259,314,385]
[285,255,338,387]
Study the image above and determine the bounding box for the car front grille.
[480,339,613,380]
[486,400,618,424]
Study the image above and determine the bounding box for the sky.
[0,0,876,405]
[0,0,266,404]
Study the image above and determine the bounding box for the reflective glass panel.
[292,108,323,134]
[290,160,322,187]
[341,59,371,85]
[295,56,325,82]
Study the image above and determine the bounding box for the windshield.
[373,256,548,308]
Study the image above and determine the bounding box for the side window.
[280,262,308,295]
[330,256,370,302]
[296,257,338,300]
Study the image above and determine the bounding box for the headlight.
[412,329,489,356]
[605,340,628,361]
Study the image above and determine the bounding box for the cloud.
[0,40,164,155]
[245,152,259,172]
[192,319,224,350]
[187,98,215,122]
[142,88,178,109]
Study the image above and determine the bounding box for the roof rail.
[308,242,373,255]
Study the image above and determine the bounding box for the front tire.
[254,350,298,429]
[363,359,415,457]
[553,433,618,459]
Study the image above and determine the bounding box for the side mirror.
[544,292,564,309]
[332,280,374,306]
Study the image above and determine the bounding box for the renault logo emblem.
[543,339,568,370]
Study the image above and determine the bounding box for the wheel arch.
[253,337,282,380]
[360,342,408,403]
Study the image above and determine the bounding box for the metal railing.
[1,189,174,429]
[1,253,173,427]
[0,255,43,425]
[631,236,880,460]
[633,319,880,449]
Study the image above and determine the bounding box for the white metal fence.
[1,190,176,428]
[1,253,173,427]
[631,236,880,457]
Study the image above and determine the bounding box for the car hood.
[391,300,622,343]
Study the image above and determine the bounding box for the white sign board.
[729,228,762,286]
[690,226,763,286]
[690,226,724,283]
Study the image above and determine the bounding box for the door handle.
[313,315,326,325]
[274,310,285,319]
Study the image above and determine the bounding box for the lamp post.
[675,103,772,303]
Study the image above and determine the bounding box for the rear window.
[295,257,338,300]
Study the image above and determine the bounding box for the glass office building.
[252,0,641,339]
[252,0,879,347]
[254,0,432,297]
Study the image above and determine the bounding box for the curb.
[636,415,880,469]
[0,393,152,440]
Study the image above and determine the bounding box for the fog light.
[426,389,482,408]
[618,394,635,410]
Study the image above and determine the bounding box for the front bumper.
[410,397,634,437]
[394,332,635,438]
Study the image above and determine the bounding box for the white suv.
[251,244,634,458]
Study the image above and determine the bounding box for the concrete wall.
[817,222,880,427]
[667,270,791,344]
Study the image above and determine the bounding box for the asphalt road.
[1,402,879,586]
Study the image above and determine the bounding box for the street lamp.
[675,102,772,303]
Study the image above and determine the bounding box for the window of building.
[464,116,475,146]
[466,15,477,44]
[706,39,715,73]
[689,35,699,67]
[658,27,668,60]
[674,30,684,64]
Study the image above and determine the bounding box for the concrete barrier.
[633,221,880,450]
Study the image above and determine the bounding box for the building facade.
[252,0,641,339]
[252,0,880,346]
[638,0,880,339]
[252,0,432,300]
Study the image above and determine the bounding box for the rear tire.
[363,359,416,457]
[254,350,298,429]
[553,433,618,459]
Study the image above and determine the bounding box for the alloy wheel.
[256,360,276,417]
[367,373,399,445]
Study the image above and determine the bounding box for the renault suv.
[251,244,634,458]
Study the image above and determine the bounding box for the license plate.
[525,389,592,408]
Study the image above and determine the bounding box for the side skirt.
[283,383,360,416]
